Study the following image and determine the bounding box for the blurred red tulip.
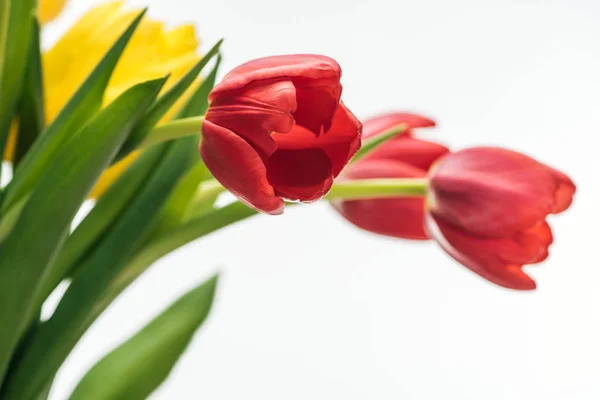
[426,147,576,290]
[200,54,362,214]
[333,112,448,239]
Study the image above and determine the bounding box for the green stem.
[188,177,427,215]
[325,178,428,200]
[139,116,204,149]
[351,123,407,162]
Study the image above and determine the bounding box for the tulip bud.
[200,55,362,214]
[426,147,575,290]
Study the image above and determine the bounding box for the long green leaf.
[0,78,166,388]
[2,51,223,398]
[178,54,222,119]
[1,138,197,400]
[148,160,211,238]
[117,39,223,159]
[2,10,147,212]
[148,54,223,236]
[15,18,44,165]
[30,47,224,321]
[0,0,37,167]
[69,275,219,400]
[31,145,169,315]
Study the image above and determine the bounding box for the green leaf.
[177,54,222,119]
[117,39,223,159]
[351,123,407,162]
[0,78,166,388]
[14,18,44,166]
[2,49,223,399]
[148,160,211,238]
[1,137,197,400]
[69,275,219,400]
[31,144,169,316]
[183,179,226,220]
[2,10,147,212]
[116,202,256,300]
[0,0,37,164]
[144,54,224,234]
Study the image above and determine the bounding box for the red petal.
[268,103,361,200]
[211,55,343,136]
[333,159,429,240]
[429,147,558,237]
[200,120,284,215]
[211,54,341,98]
[426,213,537,290]
[265,147,333,202]
[363,112,436,139]
[292,77,343,134]
[365,136,449,170]
[542,165,576,214]
[207,79,296,159]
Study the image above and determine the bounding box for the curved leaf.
[0,77,166,388]
[2,10,147,212]
[69,275,218,400]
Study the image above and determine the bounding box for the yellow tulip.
[38,0,69,24]
[5,1,202,197]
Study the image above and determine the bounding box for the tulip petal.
[265,148,333,202]
[363,112,436,139]
[207,79,296,159]
[542,165,576,214]
[210,55,342,135]
[333,159,429,240]
[426,214,537,290]
[429,147,559,237]
[365,136,449,170]
[200,121,284,215]
[273,104,361,175]
[211,54,341,98]
[292,77,342,134]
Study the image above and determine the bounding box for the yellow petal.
[164,25,200,58]
[38,0,69,24]
[3,121,18,162]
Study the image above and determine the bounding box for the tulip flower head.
[426,147,575,290]
[200,55,362,214]
[333,112,448,239]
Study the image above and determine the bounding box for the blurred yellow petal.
[3,122,18,162]
[38,0,69,24]
[164,25,200,57]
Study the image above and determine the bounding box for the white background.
[45,0,600,399]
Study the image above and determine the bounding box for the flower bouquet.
[0,1,575,399]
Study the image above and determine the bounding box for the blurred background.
[45,0,599,399]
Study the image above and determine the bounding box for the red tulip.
[332,112,449,239]
[426,147,575,290]
[200,54,362,214]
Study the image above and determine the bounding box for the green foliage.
[0,77,166,387]
[69,276,219,400]
[15,19,44,165]
[2,10,147,212]
[0,0,37,168]
[0,7,240,400]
